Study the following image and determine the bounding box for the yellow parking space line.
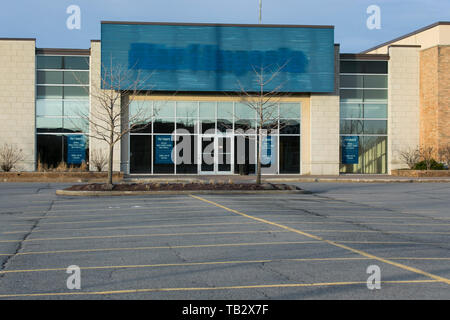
[2,221,261,234]
[8,214,238,227]
[20,205,215,216]
[190,195,450,286]
[0,229,289,244]
[0,241,321,257]
[300,230,450,235]
[2,257,449,275]
[0,257,373,274]
[0,280,441,298]
[13,209,219,221]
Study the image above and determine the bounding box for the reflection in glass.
[280,136,300,173]
[64,57,89,70]
[340,103,363,119]
[64,86,89,99]
[199,102,216,119]
[340,120,363,134]
[280,119,300,134]
[279,103,300,118]
[363,120,387,134]
[37,71,63,84]
[36,117,63,133]
[217,102,233,120]
[154,101,175,117]
[63,71,89,85]
[154,118,175,133]
[130,135,151,173]
[37,56,63,70]
[36,100,63,117]
[364,104,387,118]
[37,86,63,99]
[235,102,256,119]
[176,101,198,118]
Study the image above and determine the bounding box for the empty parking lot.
[0,182,449,299]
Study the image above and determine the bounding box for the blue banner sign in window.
[261,136,276,165]
[342,136,359,164]
[67,135,86,164]
[155,135,174,164]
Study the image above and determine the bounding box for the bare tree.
[398,147,420,169]
[90,149,108,172]
[237,63,290,184]
[0,143,24,172]
[72,60,156,187]
[438,144,450,168]
[418,146,435,170]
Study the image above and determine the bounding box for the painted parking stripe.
[0,241,322,256]
[0,229,290,244]
[1,257,450,275]
[5,220,449,235]
[0,280,441,298]
[190,195,450,285]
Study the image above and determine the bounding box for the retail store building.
[0,21,449,175]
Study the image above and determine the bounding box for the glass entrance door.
[198,135,233,174]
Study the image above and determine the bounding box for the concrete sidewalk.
[125,174,450,183]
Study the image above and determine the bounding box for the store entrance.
[198,135,233,174]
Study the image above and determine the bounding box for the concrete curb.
[265,178,450,183]
[56,189,310,197]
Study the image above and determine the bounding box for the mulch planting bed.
[65,182,302,191]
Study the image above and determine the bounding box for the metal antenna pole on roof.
[259,0,262,23]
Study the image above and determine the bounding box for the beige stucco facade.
[366,23,450,54]
[387,46,421,171]
[89,40,122,172]
[0,39,36,171]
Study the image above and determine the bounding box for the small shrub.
[91,150,108,172]
[0,143,24,172]
[413,159,445,170]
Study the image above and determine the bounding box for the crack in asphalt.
[0,200,54,280]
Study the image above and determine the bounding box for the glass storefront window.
[279,103,300,118]
[37,71,63,84]
[36,117,63,133]
[217,102,233,120]
[235,102,256,120]
[154,118,175,133]
[199,102,216,119]
[64,86,89,99]
[280,119,300,135]
[64,57,89,70]
[280,136,300,173]
[176,101,198,118]
[340,103,363,118]
[36,100,63,117]
[130,135,152,173]
[37,56,63,70]
[63,71,89,85]
[364,104,387,118]
[154,101,175,117]
[37,86,63,99]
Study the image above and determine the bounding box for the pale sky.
[0,0,449,52]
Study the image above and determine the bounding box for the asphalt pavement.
[0,182,449,299]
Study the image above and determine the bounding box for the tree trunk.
[107,145,114,187]
[256,129,262,185]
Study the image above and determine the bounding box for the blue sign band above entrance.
[101,22,335,93]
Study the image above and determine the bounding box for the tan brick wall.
[420,46,439,155]
[0,40,36,171]
[438,46,450,152]
[420,45,450,157]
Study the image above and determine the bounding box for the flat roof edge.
[360,21,450,54]
[340,53,390,60]
[100,21,334,29]
[0,38,36,41]
[36,48,90,55]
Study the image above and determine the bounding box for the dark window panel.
[37,56,63,69]
[130,135,152,173]
[340,60,388,74]
[64,57,89,70]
